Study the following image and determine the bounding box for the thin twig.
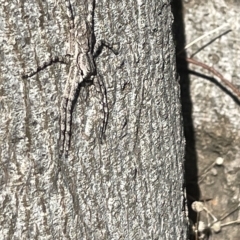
[178,24,229,55]
[221,219,240,227]
[177,24,239,100]
[219,204,240,222]
[185,57,240,100]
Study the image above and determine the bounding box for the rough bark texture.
[173,0,240,239]
[0,0,186,239]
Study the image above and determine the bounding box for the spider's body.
[60,20,97,155]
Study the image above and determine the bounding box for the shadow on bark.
[171,0,200,229]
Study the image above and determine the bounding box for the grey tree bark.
[0,0,187,239]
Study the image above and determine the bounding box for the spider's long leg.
[94,76,109,143]
[22,56,67,79]
[63,67,84,154]
[93,40,119,58]
[65,0,75,30]
[60,64,76,155]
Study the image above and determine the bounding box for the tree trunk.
[0,0,187,239]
